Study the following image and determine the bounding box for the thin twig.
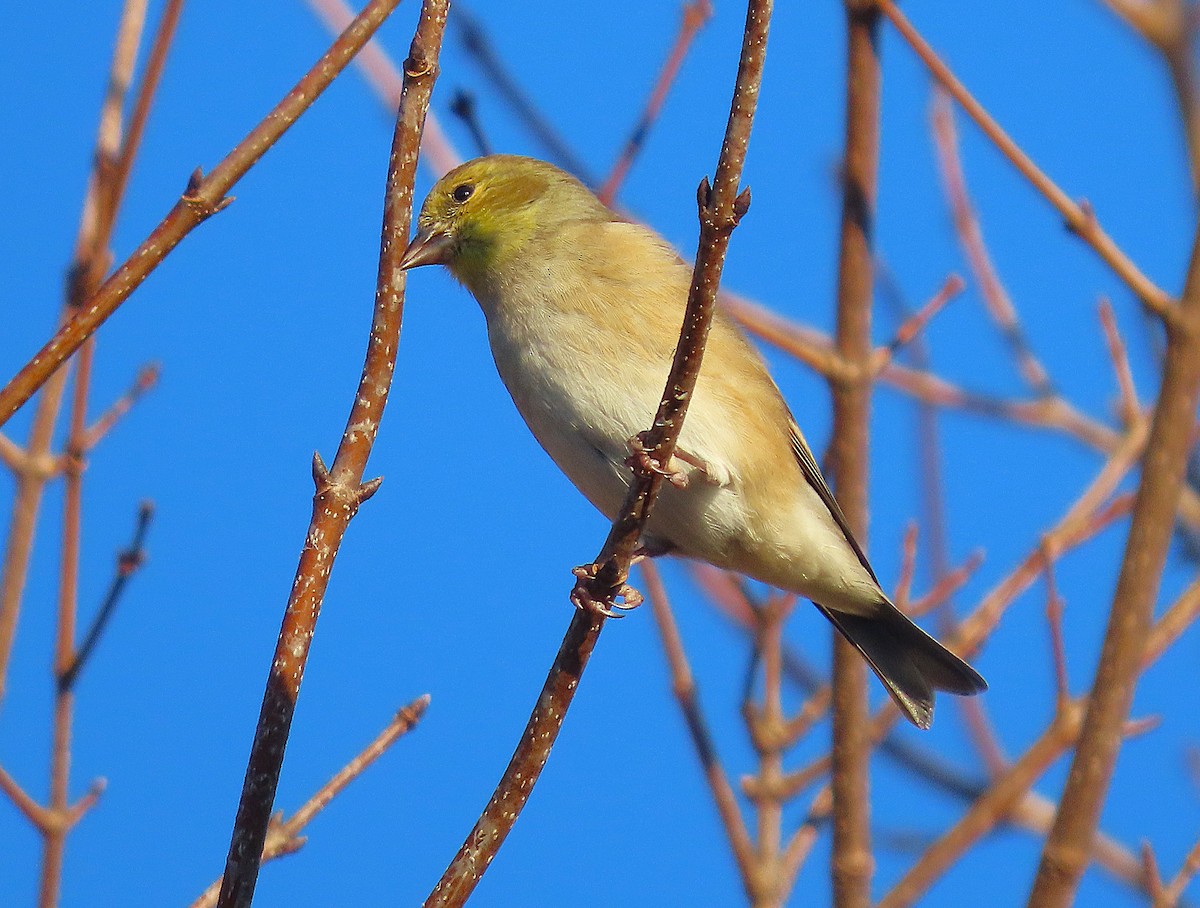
[877,702,1086,908]
[641,562,756,894]
[0,0,412,430]
[455,7,597,185]
[191,695,430,908]
[597,0,714,206]
[931,90,1055,398]
[422,4,772,904]
[876,0,1176,319]
[1098,298,1140,425]
[448,90,491,156]
[303,0,461,177]
[59,502,154,692]
[82,363,159,450]
[214,5,446,906]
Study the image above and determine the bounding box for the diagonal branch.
[875,0,1175,320]
[0,0,412,430]
[422,3,772,905]
[213,4,447,906]
[1028,226,1200,908]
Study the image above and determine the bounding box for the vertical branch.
[0,0,149,706]
[213,4,448,907]
[37,337,95,908]
[828,1,881,905]
[1028,229,1200,907]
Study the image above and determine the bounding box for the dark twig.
[448,89,492,156]
[214,5,446,906]
[0,0,411,430]
[422,4,772,905]
[58,501,154,692]
[597,0,714,206]
[455,7,598,186]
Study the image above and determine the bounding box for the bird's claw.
[571,564,644,618]
[626,433,689,489]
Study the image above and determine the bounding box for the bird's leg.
[570,562,644,618]
[626,432,690,489]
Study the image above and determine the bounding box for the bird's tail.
[815,600,986,729]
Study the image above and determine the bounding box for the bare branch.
[423,3,773,904]
[876,0,1176,319]
[192,696,430,908]
[214,5,446,906]
[597,0,714,205]
[0,0,413,430]
[828,3,882,902]
[641,562,756,894]
[1027,225,1200,908]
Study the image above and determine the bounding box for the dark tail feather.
[815,601,986,730]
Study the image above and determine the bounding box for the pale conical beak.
[398,226,454,270]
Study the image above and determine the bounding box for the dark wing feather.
[787,419,878,584]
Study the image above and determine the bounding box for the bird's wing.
[788,419,879,584]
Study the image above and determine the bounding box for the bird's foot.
[626,433,689,489]
[571,563,644,618]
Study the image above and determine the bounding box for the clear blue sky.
[2,1,1198,905]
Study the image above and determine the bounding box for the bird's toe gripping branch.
[570,562,645,619]
[626,432,690,489]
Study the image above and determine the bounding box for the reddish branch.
[874,0,1175,319]
[193,695,430,908]
[422,3,772,905]
[0,0,411,430]
[828,2,881,904]
[597,0,715,206]
[303,0,461,178]
[213,4,447,907]
[1028,230,1200,906]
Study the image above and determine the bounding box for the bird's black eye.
[452,183,474,203]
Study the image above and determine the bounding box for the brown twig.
[213,5,446,906]
[1098,298,1140,425]
[1042,551,1070,708]
[0,0,411,430]
[422,4,772,905]
[82,363,160,450]
[0,0,150,709]
[303,0,461,178]
[875,0,1176,320]
[931,91,1055,398]
[1027,228,1200,908]
[597,0,714,206]
[828,2,881,903]
[641,562,756,894]
[877,702,1086,908]
[192,695,430,908]
[869,274,964,377]
[1158,835,1200,908]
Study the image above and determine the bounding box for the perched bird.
[399,154,985,728]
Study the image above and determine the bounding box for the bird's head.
[399,155,607,288]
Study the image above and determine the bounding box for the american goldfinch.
[400,154,985,728]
